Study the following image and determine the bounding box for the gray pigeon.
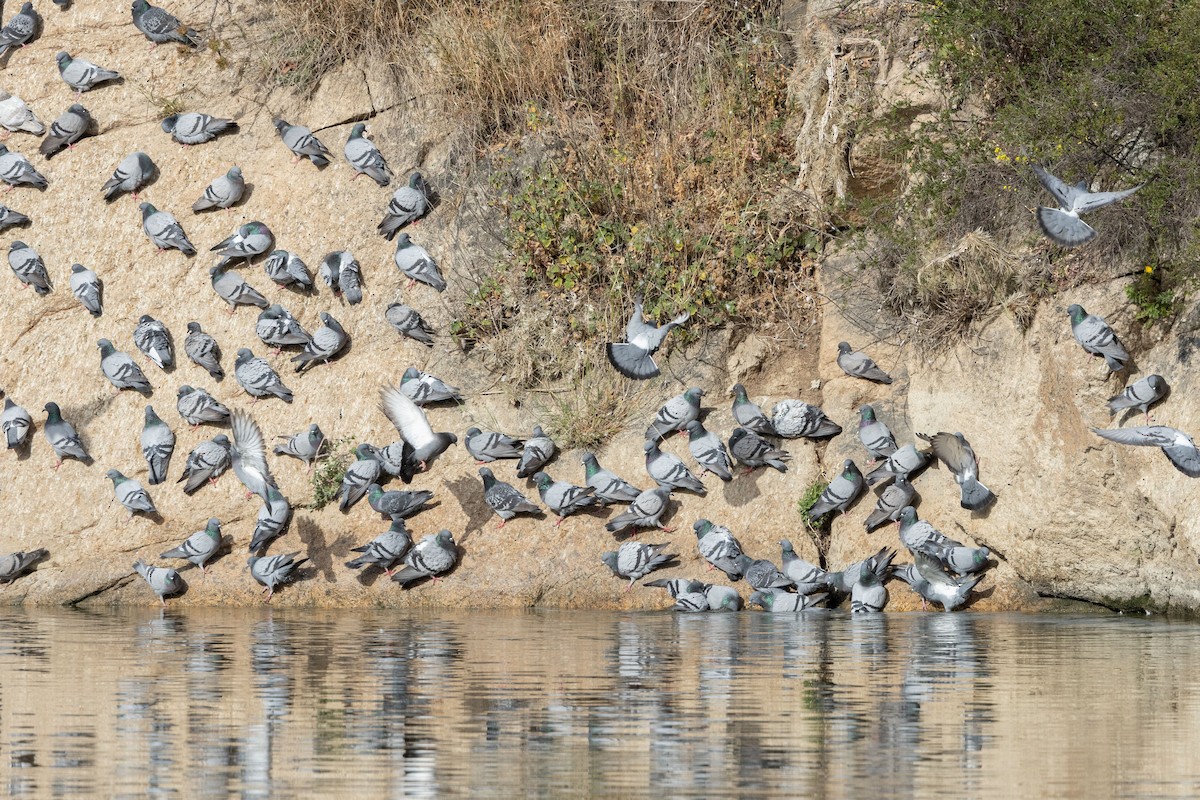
[160,518,221,572]
[230,411,276,503]
[374,441,410,479]
[176,385,229,426]
[1034,164,1141,248]
[644,578,711,612]
[606,296,689,380]
[837,341,893,383]
[924,543,991,575]
[517,426,556,478]
[379,384,458,471]
[465,427,524,462]
[339,444,382,510]
[1107,374,1168,423]
[234,348,292,403]
[177,434,231,494]
[2,396,32,449]
[581,451,640,505]
[0,3,38,59]
[133,315,173,370]
[704,584,744,611]
[601,541,677,590]
[0,548,47,584]
[291,312,348,372]
[385,302,434,345]
[69,264,102,316]
[694,519,744,580]
[345,520,412,575]
[131,0,201,46]
[731,383,777,436]
[0,204,29,231]
[140,202,195,255]
[865,443,930,487]
[727,427,790,473]
[1091,425,1200,477]
[735,554,794,591]
[825,547,896,597]
[917,431,996,510]
[273,423,325,470]
[56,52,120,95]
[248,552,307,602]
[320,251,363,305]
[140,405,175,485]
[192,166,245,212]
[98,339,152,394]
[1067,303,1129,372]
[772,399,842,439]
[779,539,831,594]
[864,474,916,532]
[103,151,155,201]
[858,405,898,461]
[806,459,864,520]
[392,530,459,587]
[644,439,707,495]
[162,112,235,145]
[378,172,431,239]
[479,466,540,525]
[897,506,962,556]
[183,322,222,378]
[850,563,888,613]
[750,588,827,612]
[262,250,313,291]
[400,367,461,405]
[393,233,446,292]
[133,559,183,606]
[605,486,672,534]
[685,420,732,481]
[645,388,704,440]
[534,471,598,525]
[106,469,156,517]
[894,552,982,612]
[40,104,92,159]
[0,145,47,189]
[8,241,50,294]
[250,486,291,552]
[0,91,43,135]
[344,123,392,186]
[366,484,433,520]
[43,402,89,467]
[256,304,312,350]
[273,118,330,166]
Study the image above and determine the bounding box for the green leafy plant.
[1125,267,1177,325]
[798,480,829,531]
[307,437,357,510]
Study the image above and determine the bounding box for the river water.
[0,608,1197,798]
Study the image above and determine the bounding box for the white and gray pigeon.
[400,367,461,405]
[103,151,155,201]
[140,202,195,255]
[865,443,930,487]
[465,427,524,462]
[0,145,46,189]
[374,441,410,479]
[837,341,893,383]
[250,486,291,552]
[735,554,794,591]
[393,233,446,292]
[516,426,555,478]
[694,519,744,580]
[601,541,676,590]
[858,404,898,461]
[140,405,175,485]
[825,547,895,597]
[192,166,245,212]
[39,103,92,159]
[606,296,689,380]
[731,383,777,436]
[43,402,89,467]
[1107,375,1168,423]
[98,339,152,394]
[534,471,598,525]
[262,250,313,291]
[176,385,230,426]
[924,542,991,575]
[256,304,312,350]
[212,221,274,267]
[273,423,325,470]
[646,388,704,440]
[248,552,307,601]
[56,51,120,95]
[479,466,540,526]
[344,123,392,186]
[864,474,916,532]
[211,266,269,312]
[291,312,348,372]
[177,433,231,494]
[1033,164,1141,248]
[230,411,276,503]
[581,451,640,505]
[133,559,183,606]
[806,459,864,520]
[605,486,672,534]
[379,172,431,239]
[779,539,831,594]
[1091,425,1200,478]
[131,0,202,46]
[850,563,888,613]
[234,348,293,403]
[727,427,790,473]
[894,553,982,612]
[897,506,962,556]
[133,315,174,370]
[0,90,43,134]
[385,302,434,345]
[106,469,156,518]
[685,420,733,481]
[392,530,458,587]
[273,118,330,166]
[160,518,221,572]
[0,3,38,59]
[8,241,50,294]
[0,548,46,584]
[750,588,827,612]
[917,431,996,510]
[2,396,32,449]
[771,399,842,439]
[183,322,222,378]
[69,264,102,316]
[345,520,411,575]
[644,578,711,612]
[0,204,29,231]
[704,583,744,611]
[644,439,706,495]
[366,484,433,520]
[1067,303,1129,372]
[379,384,458,471]
[340,444,383,510]
[320,251,363,305]
[162,112,235,145]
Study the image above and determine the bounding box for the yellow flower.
[1145,265,1154,274]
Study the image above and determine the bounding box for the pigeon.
[465,427,524,462]
[837,341,893,383]
[140,405,175,485]
[825,547,896,597]
[291,312,348,372]
[893,553,982,612]
[1033,164,1141,248]
[924,543,992,575]
[379,172,431,239]
[183,322,223,379]
[384,302,434,345]
[771,399,842,439]
[273,423,325,470]
[858,405,898,461]
[345,520,412,575]
[256,304,313,350]
[192,166,245,212]
[344,123,392,186]
[1091,426,1200,477]
[133,315,174,370]
[735,555,794,591]
[2,396,32,449]
[374,441,411,479]
[731,383,777,436]
[230,411,276,503]
[606,296,689,380]
[8,241,50,294]
[806,459,865,520]
[106,469,155,518]
[694,519,744,580]
[0,3,38,59]
[250,486,291,552]
[212,221,274,268]
[234,349,293,403]
[685,420,733,481]
[43,402,89,467]
[56,52,120,95]
[0,145,46,189]
[0,90,43,135]
[393,233,446,292]
[533,471,598,525]
[0,549,47,584]
[162,112,235,145]
[897,506,962,556]
[379,384,458,471]
[516,426,556,479]
[864,474,916,532]
[605,486,672,534]
[1067,304,1129,372]
[1107,374,1168,423]
[779,539,831,594]
[704,584,744,611]
[160,518,221,572]
[850,563,888,613]
[39,104,92,158]
[140,202,195,255]
[644,578,711,612]
[320,251,363,305]
[750,588,827,612]
[248,552,307,601]
[391,530,459,587]
[581,451,640,505]
[0,205,29,231]
[69,264,102,316]
[865,443,930,487]
[367,484,434,521]
[399,367,461,405]
[479,467,540,526]
[177,433,231,493]
[102,151,155,201]
[917,431,996,510]
[131,0,202,46]
[601,541,677,590]
[273,118,331,166]
[644,439,707,495]
[339,444,383,510]
[133,559,183,606]
[176,385,229,426]
[727,427,790,473]
[262,250,313,291]
[98,339,152,394]
[645,388,704,440]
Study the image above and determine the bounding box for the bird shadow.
[442,474,493,543]
[296,516,355,583]
[353,565,387,588]
[724,468,765,506]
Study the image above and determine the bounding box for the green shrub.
[307,437,357,510]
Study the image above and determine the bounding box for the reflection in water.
[0,608,1198,797]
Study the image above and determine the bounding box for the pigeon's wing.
[1091,426,1179,448]
[924,432,976,478]
[1074,184,1141,214]
[379,384,435,450]
[914,550,959,588]
[606,342,658,380]
[1162,445,1200,478]
[1036,207,1097,247]
[231,411,274,501]
[1032,165,1079,209]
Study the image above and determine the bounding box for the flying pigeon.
[605,486,672,534]
[248,552,307,602]
[0,90,43,134]
[98,339,152,394]
[1033,164,1141,247]
[685,420,733,481]
[140,405,175,484]
[273,423,325,470]
[183,322,223,378]
[516,426,556,478]
[140,202,195,255]
[131,0,202,46]
[234,348,293,403]
[262,250,313,291]
[273,118,331,166]
[645,387,704,440]
[731,383,777,436]
[643,439,706,495]
[379,385,458,471]
[69,264,102,316]
[917,431,996,510]
[56,52,120,95]
[378,172,431,239]
[385,302,434,345]
[345,520,412,575]
[694,519,744,580]
[192,166,245,212]
[43,402,89,468]
[133,315,174,370]
[230,411,276,502]
[601,541,677,590]
[1091,426,1200,478]
[0,145,46,189]
[162,112,235,145]
[1067,304,1129,372]
[771,399,841,439]
[0,3,38,59]
[533,471,598,525]
[250,486,291,552]
[106,469,156,518]
[858,405,898,461]
[806,459,865,520]
[393,233,446,292]
[581,451,640,505]
[175,385,230,426]
[103,151,155,201]
[320,251,363,305]
[836,341,893,383]
[2,396,32,449]
[133,559,183,606]
[344,123,392,186]
[893,552,982,612]
[606,296,689,380]
[400,366,461,405]
[465,427,524,462]
[727,427,790,473]
[291,312,348,372]
[8,241,51,294]
[177,433,231,493]
[1107,375,1168,423]
[391,530,458,587]
[160,518,221,572]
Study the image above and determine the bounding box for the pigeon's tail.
[864,506,894,532]
[159,543,190,559]
[390,567,425,587]
[863,369,893,384]
[344,554,374,570]
[6,428,22,449]
[102,178,123,202]
[604,510,641,533]
[959,478,996,511]
[309,153,330,168]
[808,420,842,439]
[3,210,29,227]
[766,458,789,473]
[709,557,743,581]
[1103,352,1127,373]
[865,463,896,487]
[1036,206,1096,248]
[606,342,660,380]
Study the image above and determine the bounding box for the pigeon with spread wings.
[1033,164,1141,248]
[606,296,689,380]
[379,384,457,473]
[1091,426,1200,478]
[918,431,996,510]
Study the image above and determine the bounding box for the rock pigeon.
[735,554,794,591]
[175,385,229,426]
[391,530,458,587]
[0,548,47,584]
[925,543,992,575]
[273,423,325,470]
[704,583,744,611]
[0,204,29,231]
[2,396,32,449]
[273,118,330,166]
[373,441,411,479]
[646,388,704,440]
[212,221,274,268]
[806,459,864,520]
[43,402,89,467]
[601,541,677,590]
[162,112,235,145]
[230,411,276,502]
[581,451,640,505]
[366,484,433,520]
[393,233,446,292]
[248,552,307,601]
[106,469,155,517]
[1091,425,1200,477]
[378,172,431,239]
[750,588,827,612]
[183,322,223,378]
[731,383,777,436]
[694,519,744,580]
[1107,374,1168,423]
[850,563,888,613]
[103,151,155,201]
[864,474,916,532]
[606,296,689,380]
[0,145,46,189]
[160,518,221,572]
[644,578,711,612]
[192,166,245,212]
[40,104,92,158]
[858,404,898,461]
[140,405,175,485]
[644,439,706,495]
[479,466,540,526]
[917,431,996,510]
[339,444,383,510]
[779,539,831,594]
[291,312,347,372]
[465,427,524,462]
[234,348,292,403]
[256,305,312,350]
[8,241,50,294]
[1034,164,1141,248]
[385,302,434,345]
[727,427,790,473]
[345,520,411,574]
[1067,304,1129,372]
[98,339,152,394]
[897,506,962,556]
[400,367,461,405]
[605,486,672,534]
[177,433,231,493]
[771,399,842,439]
[140,202,195,255]
[684,420,733,481]
[133,315,174,370]
[131,0,201,46]
[56,52,120,95]
[133,559,183,606]
[69,264,102,316]
[0,3,38,59]
[344,123,392,186]
[0,90,43,134]
[533,471,598,525]
[893,553,982,612]
[837,341,893,383]
[825,547,895,597]
[865,443,929,487]
[320,251,363,305]
[379,384,458,471]
[250,486,291,552]
[262,250,313,291]
[516,426,555,478]
[212,266,269,311]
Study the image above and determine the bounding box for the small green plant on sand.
[798,480,829,530]
[307,437,357,510]
[1125,266,1176,326]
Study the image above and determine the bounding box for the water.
[0,608,1197,798]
